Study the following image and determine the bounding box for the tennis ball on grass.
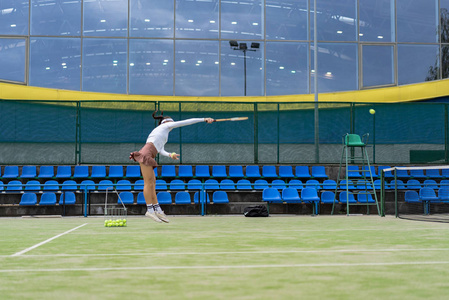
[369,109,376,114]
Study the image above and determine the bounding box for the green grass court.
[1,215,449,299]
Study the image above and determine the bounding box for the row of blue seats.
[18,191,229,206]
[405,188,449,203]
[0,165,329,180]
[379,166,449,179]
[384,179,449,190]
[262,188,376,204]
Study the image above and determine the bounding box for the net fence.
[381,165,449,223]
[0,99,448,165]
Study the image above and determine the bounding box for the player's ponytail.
[152,110,172,125]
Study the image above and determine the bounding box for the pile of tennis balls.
[104,219,127,227]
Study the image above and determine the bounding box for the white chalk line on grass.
[10,223,88,257]
[2,261,449,273]
[4,247,449,258]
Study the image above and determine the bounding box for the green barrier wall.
[0,100,447,165]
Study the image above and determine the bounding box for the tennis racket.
[213,117,249,122]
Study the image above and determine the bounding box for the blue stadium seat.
[362,166,378,178]
[419,187,439,203]
[440,180,449,187]
[38,166,55,179]
[25,180,41,191]
[281,187,301,203]
[301,187,320,203]
[410,169,426,179]
[118,192,134,204]
[175,191,191,204]
[212,165,227,178]
[43,180,59,191]
[98,180,114,191]
[108,165,124,178]
[311,166,328,179]
[0,181,4,191]
[339,191,357,203]
[338,180,355,190]
[39,192,57,205]
[288,179,304,190]
[245,165,261,178]
[355,180,373,190]
[20,166,37,179]
[406,179,421,189]
[388,180,406,190]
[3,166,19,179]
[204,179,219,190]
[157,192,172,204]
[262,166,278,178]
[322,180,337,190]
[438,188,449,202]
[73,166,89,179]
[62,180,78,191]
[426,168,442,179]
[178,165,193,178]
[347,166,362,178]
[228,165,244,178]
[320,191,336,204]
[59,192,76,205]
[271,179,286,190]
[423,179,438,189]
[80,180,96,191]
[305,179,320,190]
[220,179,235,190]
[55,166,72,179]
[155,179,167,190]
[154,167,158,178]
[262,188,282,203]
[6,180,22,191]
[254,179,268,190]
[442,169,449,179]
[19,193,37,205]
[357,194,375,203]
[212,191,229,204]
[236,179,252,190]
[134,179,144,191]
[125,165,141,178]
[404,190,420,203]
[195,165,210,178]
[187,179,202,190]
[295,166,311,179]
[115,179,132,191]
[194,191,210,204]
[378,166,393,178]
[169,179,185,190]
[137,192,146,204]
[373,179,382,190]
[279,166,294,179]
[91,166,107,178]
[396,167,410,179]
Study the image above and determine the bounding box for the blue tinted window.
[83,0,128,37]
[0,38,26,82]
[362,45,394,87]
[221,0,263,40]
[31,0,81,36]
[359,0,394,42]
[129,39,173,95]
[397,0,438,43]
[312,43,358,92]
[176,0,218,39]
[175,40,219,96]
[266,0,308,41]
[29,38,81,90]
[266,42,308,95]
[220,41,263,96]
[398,44,439,85]
[441,0,449,43]
[130,0,174,38]
[0,1,29,35]
[82,38,127,93]
[312,0,357,42]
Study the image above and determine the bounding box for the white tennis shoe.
[145,211,162,223]
[155,212,170,223]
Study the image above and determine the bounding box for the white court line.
[5,248,449,258]
[10,223,88,257]
[1,261,449,273]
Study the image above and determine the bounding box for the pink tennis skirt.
[129,143,158,168]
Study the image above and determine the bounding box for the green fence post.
[277,103,280,164]
[254,103,258,164]
[179,102,182,164]
[75,101,81,165]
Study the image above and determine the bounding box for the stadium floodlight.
[229,40,238,47]
[229,40,259,96]
[251,42,260,49]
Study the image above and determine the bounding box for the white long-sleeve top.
[146,118,205,157]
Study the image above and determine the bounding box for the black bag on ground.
[243,205,269,217]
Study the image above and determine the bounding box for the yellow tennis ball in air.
[369,109,376,114]
[171,152,176,158]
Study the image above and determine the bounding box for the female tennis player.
[130,111,214,223]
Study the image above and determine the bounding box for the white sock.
[153,204,163,213]
[147,205,155,213]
